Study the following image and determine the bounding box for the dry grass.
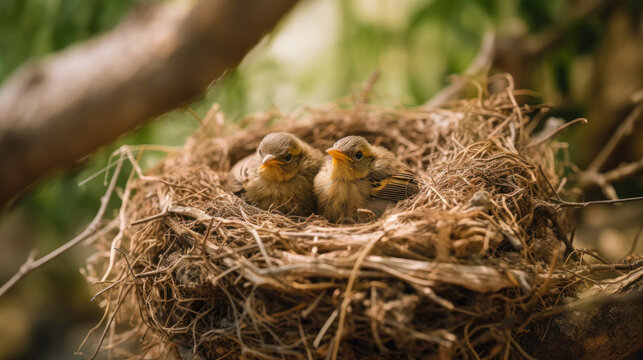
[82,75,611,359]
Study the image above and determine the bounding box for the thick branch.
[0,0,298,205]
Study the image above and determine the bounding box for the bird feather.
[229,154,257,192]
[368,167,419,201]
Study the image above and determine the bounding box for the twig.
[313,309,337,348]
[165,204,275,268]
[535,287,643,320]
[77,145,177,187]
[577,102,643,197]
[463,322,482,360]
[331,234,383,360]
[357,70,380,104]
[297,318,313,360]
[0,157,124,298]
[88,285,132,360]
[76,298,112,355]
[587,260,643,272]
[567,249,609,265]
[101,149,141,282]
[551,196,643,207]
[538,166,562,202]
[619,227,642,262]
[193,217,218,255]
[536,249,559,298]
[587,102,643,172]
[130,211,169,226]
[602,158,643,183]
[369,286,387,353]
[91,278,125,303]
[528,118,587,147]
[186,106,204,126]
[245,225,274,269]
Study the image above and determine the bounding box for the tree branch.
[578,97,643,198]
[0,0,298,205]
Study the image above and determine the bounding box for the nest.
[84,76,586,359]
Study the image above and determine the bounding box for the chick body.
[231,132,323,216]
[245,171,317,215]
[314,166,369,222]
[314,136,419,223]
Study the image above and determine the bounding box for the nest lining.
[84,78,581,359]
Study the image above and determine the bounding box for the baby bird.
[314,136,419,223]
[230,132,324,216]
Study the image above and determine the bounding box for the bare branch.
[0,0,298,205]
[576,97,643,199]
[529,118,587,147]
[587,101,643,173]
[0,156,123,297]
[551,196,643,208]
[602,157,643,183]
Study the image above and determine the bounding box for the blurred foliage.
[0,0,641,358]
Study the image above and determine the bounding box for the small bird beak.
[261,154,283,168]
[326,147,352,163]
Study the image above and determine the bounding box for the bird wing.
[368,167,420,201]
[228,154,257,192]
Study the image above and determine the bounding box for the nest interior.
[84,77,603,359]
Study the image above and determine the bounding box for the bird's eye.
[285,153,293,161]
[355,151,363,160]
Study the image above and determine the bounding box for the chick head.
[326,136,375,180]
[257,132,304,182]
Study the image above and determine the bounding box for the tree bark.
[0,0,298,205]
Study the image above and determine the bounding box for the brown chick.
[313,136,419,223]
[230,132,324,216]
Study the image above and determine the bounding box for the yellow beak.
[326,147,352,163]
[261,154,283,168]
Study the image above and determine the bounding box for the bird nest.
[83,77,594,359]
